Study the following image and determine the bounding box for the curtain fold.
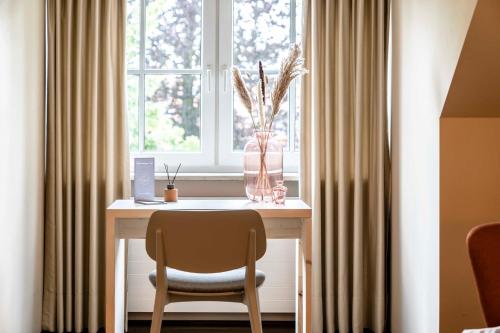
[43,1,130,332]
[300,1,390,332]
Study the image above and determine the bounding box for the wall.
[0,0,45,332]
[440,119,500,332]
[440,1,500,331]
[391,0,476,332]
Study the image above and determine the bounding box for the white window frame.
[128,0,299,174]
[218,0,299,173]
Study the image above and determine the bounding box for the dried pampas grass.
[232,44,307,133]
[232,67,253,112]
[257,80,265,130]
[232,66,257,129]
[269,44,307,130]
[259,61,266,105]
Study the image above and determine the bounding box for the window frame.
[218,0,299,173]
[128,0,300,173]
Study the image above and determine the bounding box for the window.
[127,0,302,173]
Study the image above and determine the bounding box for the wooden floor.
[127,320,295,333]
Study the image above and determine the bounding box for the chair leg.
[150,291,166,333]
[246,288,263,333]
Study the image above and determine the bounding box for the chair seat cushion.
[148,267,266,293]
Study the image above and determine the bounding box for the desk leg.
[106,214,126,333]
[296,240,303,333]
[300,218,312,333]
[124,239,129,332]
[106,213,116,332]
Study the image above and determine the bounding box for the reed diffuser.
[163,163,181,202]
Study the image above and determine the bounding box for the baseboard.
[128,312,295,322]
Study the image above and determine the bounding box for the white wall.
[0,1,45,332]
[391,1,476,332]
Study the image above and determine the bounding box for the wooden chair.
[467,222,500,327]
[145,210,267,333]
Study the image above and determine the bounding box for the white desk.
[105,199,312,333]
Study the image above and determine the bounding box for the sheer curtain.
[42,1,130,332]
[300,1,391,332]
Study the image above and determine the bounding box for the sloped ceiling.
[442,0,500,118]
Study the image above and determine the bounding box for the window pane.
[127,75,139,152]
[294,0,302,152]
[233,0,291,70]
[145,75,201,152]
[294,78,301,152]
[126,0,140,69]
[296,0,303,42]
[232,0,302,155]
[145,0,202,69]
[233,74,289,151]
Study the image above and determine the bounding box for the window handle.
[206,65,212,93]
[222,65,229,93]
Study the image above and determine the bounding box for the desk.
[105,199,312,333]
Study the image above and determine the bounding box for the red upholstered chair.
[467,222,500,327]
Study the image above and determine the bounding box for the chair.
[467,222,500,327]
[145,210,267,333]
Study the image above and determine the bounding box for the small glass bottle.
[272,180,288,205]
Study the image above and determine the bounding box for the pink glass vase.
[243,131,283,202]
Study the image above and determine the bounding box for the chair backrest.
[145,210,267,273]
[467,222,500,327]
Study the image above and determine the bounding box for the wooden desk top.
[107,198,312,219]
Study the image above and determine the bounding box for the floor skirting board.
[128,312,295,322]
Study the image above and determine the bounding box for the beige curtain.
[300,1,390,332]
[42,0,130,332]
